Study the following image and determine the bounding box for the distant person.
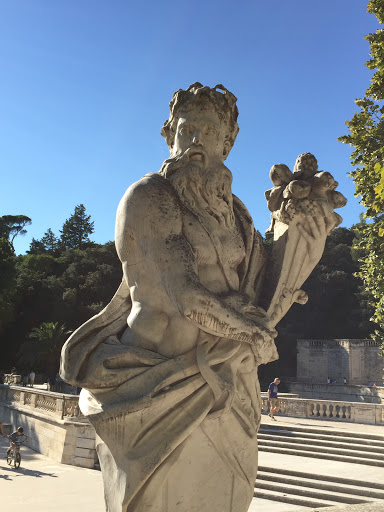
[343,377,347,385]
[22,375,28,387]
[29,371,35,387]
[55,372,64,393]
[268,378,281,421]
[327,377,330,384]
[48,374,56,392]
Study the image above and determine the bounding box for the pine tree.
[0,215,32,250]
[41,228,59,254]
[60,204,95,250]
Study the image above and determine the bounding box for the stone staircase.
[258,422,384,467]
[254,466,384,509]
[254,422,384,509]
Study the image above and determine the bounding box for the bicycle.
[6,436,27,469]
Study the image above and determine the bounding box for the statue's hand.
[297,212,337,265]
[221,291,277,344]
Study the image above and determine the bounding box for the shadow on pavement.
[0,464,58,478]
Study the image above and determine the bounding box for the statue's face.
[172,106,230,165]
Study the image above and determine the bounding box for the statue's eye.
[179,126,191,136]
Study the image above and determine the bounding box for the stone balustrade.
[261,395,384,424]
[0,384,95,468]
[3,374,21,385]
[0,384,83,420]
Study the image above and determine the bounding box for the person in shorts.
[7,426,28,456]
[268,377,281,420]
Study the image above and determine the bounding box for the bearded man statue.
[60,83,345,512]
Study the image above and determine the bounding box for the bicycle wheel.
[14,451,21,469]
[6,449,13,465]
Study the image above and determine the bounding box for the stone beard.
[160,150,235,228]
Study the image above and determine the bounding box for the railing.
[0,384,84,421]
[261,395,384,425]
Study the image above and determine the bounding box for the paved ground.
[0,437,104,511]
[1,415,384,511]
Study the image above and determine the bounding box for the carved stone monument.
[60,83,346,512]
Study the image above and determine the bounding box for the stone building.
[296,339,383,385]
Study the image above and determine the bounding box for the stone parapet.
[261,395,384,425]
[0,384,96,468]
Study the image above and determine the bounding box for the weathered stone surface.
[61,83,346,512]
[296,339,383,385]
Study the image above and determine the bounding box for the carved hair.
[161,82,239,152]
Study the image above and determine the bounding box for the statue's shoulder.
[116,173,183,245]
[118,173,180,215]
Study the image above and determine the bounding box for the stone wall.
[0,385,96,468]
[286,382,384,403]
[297,339,383,385]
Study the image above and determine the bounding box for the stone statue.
[60,83,346,512]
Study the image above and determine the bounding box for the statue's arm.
[116,178,275,345]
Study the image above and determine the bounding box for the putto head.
[161,82,239,157]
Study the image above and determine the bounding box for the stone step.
[259,426,384,448]
[258,439,384,461]
[258,433,384,454]
[257,465,384,491]
[255,480,374,505]
[257,469,384,500]
[253,487,342,509]
[258,444,384,467]
[260,420,384,442]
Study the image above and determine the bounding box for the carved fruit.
[329,191,347,209]
[283,180,311,199]
[293,152,318,178]
[269,164,293,186]
[265,185,285,212]
[312,171,337,192]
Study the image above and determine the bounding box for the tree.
[41,228,59,254]
[0,215,32,250]
[339,0,384,342]
[60,204,94,250]
[28,228,60,255]
[18,322,70,374]
[259,227,375,383]
[0,238,17,334]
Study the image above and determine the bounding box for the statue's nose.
[192,131,202,145]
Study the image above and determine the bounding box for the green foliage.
[0,215,32,250]
[60,204,94,250]
[18,322,70,373]
[0,239,122,371]
[259,227,375,381]
[338,0,384,340]
[0,238,17,334]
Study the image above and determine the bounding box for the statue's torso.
[121,190,246,358]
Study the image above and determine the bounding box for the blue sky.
[0,1,380,254]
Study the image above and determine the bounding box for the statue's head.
[161,83,239,163]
